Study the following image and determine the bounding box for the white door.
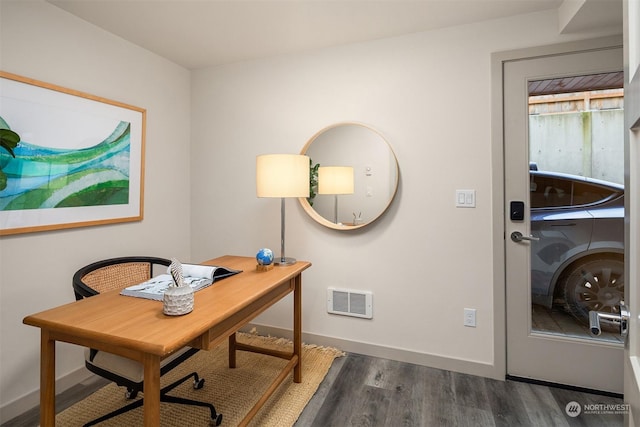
[505,46,626,393]
[624,0,640,423]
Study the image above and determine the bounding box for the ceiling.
[47,0,622,70]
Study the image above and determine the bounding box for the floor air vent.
[327,288,373,319]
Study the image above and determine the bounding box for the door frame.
[623,0,640,423]
[490,35,624,381]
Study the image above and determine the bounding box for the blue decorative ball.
[256,248,274,265]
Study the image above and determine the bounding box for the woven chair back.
[81,262,152,294]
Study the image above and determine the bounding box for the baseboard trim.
[243,323,503,380]
[0,366,94,424]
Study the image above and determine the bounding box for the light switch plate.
[456,190,476,208]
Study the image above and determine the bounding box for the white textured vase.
[163,285,194,315]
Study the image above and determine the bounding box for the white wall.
[190,9,614,377]
[0,1,192,419]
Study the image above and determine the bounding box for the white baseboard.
[243,323,504,381]
[0,366,94,424]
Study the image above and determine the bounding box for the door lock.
[510,231,540,242]
[510,201,525,221]
[589,302,629,337]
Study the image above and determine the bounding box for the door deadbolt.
[510,201,525,221]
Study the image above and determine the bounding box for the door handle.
[510,231,540,242]
[589,302,629,337]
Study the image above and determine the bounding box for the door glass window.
[528,75,624,344]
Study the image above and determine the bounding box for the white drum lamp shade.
[318,166,354,224]
[256,154,309,265]
[318,166,354,195]
[256,154,309,198]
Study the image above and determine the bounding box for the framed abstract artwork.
[0,71,145,235]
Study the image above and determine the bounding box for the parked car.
[529,165,624,325]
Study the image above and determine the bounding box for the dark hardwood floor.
[1,375,110,427]
[3,352,624,427]
[296,354,624,427]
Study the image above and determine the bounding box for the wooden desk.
[23,255,311,426]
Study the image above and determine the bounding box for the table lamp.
[256,154,310,265]
[318,166,354,224]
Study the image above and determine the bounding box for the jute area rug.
[55,332,344,426]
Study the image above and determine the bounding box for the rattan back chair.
[72,256,222,426]
[73,256,168,298]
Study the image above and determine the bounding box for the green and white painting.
[0,72,144,235]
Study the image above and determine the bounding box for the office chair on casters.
[72,256,223,427]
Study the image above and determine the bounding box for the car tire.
[561,255,624,325]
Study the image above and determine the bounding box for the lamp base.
[275,257,297,266]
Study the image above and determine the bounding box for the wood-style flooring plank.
[419,366,459,426]
[510,380,571,426]
[483,377,537,426]
[349,385,393,427]
[383,362,425,426]
[295,355,346,425]
[308,353,372,427]
[452,403,497,427]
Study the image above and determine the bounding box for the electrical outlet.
[464,308,476,327]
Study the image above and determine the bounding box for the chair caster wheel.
[194,378,205,389]
[210,413,222,426]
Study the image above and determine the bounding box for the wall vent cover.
[327,288,373,319]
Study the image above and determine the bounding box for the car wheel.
[561,256,624,325]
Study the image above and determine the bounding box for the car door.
[529,173,592,304]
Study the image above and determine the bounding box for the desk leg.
[40,330,56,427]
[294,274,302,383]
[142,354,161,426]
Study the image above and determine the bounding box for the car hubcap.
[576,267,624,313]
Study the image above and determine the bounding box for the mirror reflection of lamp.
[318,166,354,224]
[256,154,310,265]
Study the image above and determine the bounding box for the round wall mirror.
[299,122,399,230]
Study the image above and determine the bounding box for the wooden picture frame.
[0,71,145,236]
